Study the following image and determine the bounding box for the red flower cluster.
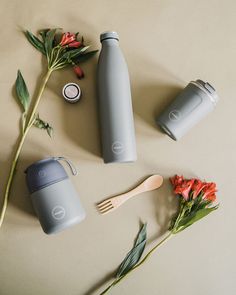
[60,32,81,48]
[170,175,217,202]
[60,32,84,78]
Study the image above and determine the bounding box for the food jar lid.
[25,158,68,193]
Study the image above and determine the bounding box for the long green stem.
[100,232,173,295]
[0,68,53,228]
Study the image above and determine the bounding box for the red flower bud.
[60,32,76,46]
[68,41,82,48]
[73,65,84,79]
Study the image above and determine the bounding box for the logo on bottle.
[169,109,181,121]
[51,205,66,220]
[112,141,124,154]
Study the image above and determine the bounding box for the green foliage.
[175,206,219,233]
[73,50,98,64]
[116,223,147,278]
[25,28,98,72]
[33,114,53,137]
[15,70,30,112]
[25,31,46,55]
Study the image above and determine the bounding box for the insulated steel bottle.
[156,79,219,140]
[25,157,86,235]
[97,31,137,163]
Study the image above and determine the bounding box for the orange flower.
[170,175,194,200]
[202,182,217,202]
[170,175,184,187]
[192,179,206,199]
[60,32,76,46]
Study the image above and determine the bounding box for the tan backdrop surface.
[0,0,235,294]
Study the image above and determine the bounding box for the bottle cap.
[100,31,119,42]
[62,83,81,103]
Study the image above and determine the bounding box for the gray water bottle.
[156,80,219,140]
[97,31,137,163]
[25,157,86,235]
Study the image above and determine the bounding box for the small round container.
[156,79,219,140]
[62,83,81,103]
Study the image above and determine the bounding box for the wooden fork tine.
[98,202,113,212]
[97,199,111,208]
[100,205,114,214]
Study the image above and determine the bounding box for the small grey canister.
[156,79,219,140]
[25,157,86,235]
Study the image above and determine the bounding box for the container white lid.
[62,83,81,103]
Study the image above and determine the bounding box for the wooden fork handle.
[117,183,155,203]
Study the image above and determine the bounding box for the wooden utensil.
[97,175,163,215]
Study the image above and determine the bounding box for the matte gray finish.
[25,158,68,193]
[25,157,86,235]
[31,179,86,234]
[156,80,219,140]
[97,31,137,163]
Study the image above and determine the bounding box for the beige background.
[0,0,235,294]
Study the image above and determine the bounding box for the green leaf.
[175,205,219,233]
[116,223,147,278]
[39,29,50,42]
[25,31,46,55]
[72,50,98,64]
[63,46,90,60]
[33,114,53,137]
[44,29,57,57]
[15,70,30,112]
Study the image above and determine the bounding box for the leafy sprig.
[100,176,219,294]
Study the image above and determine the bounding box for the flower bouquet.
[100,175,219,294]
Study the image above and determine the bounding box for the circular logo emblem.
[38,170,46,178]
[169,110,181,121]
[51,206,66,220]
[112,141,124,155]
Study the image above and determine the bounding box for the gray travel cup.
[156,80,219,140]
[97,31,137,163]
[25,157,86,235]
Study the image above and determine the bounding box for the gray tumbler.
[97,31,137,163]
[156,80,219,140]
[25,157,86,235]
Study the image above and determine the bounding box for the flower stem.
[100,232,173,295]
[0,68,53,229]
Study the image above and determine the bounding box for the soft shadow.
[149,178,178,242]
[83,269,116,295]
[47,54,101,159]
[133,83,183,135]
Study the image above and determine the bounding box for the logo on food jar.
[51,205,66,220]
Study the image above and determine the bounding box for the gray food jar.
[156,80,219,140]
[25,157,86,235]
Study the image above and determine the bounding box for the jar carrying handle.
[54,157,78,176]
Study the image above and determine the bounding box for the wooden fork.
[97,175,163,215]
